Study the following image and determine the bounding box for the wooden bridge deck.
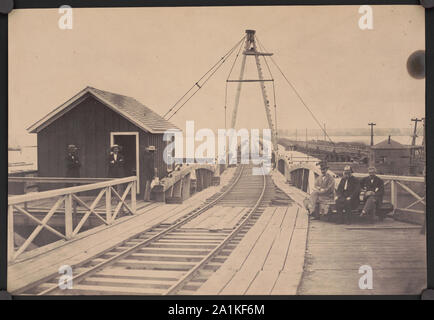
[195,205,307,295]
[8,165,426,295]
[273,168,426,295]
[8,168,237,293]
[298,218,426,295]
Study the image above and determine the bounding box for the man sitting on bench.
[360,166,385,222]
[335,165,360,224]
[304,161,335,219]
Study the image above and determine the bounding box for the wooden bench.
[312,194,394,221]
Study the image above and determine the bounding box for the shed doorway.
[110,132,140,193]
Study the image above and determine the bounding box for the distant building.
[27,86,180,195]
[369,136,423,175]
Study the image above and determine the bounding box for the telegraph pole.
[411,118,422,146]
[368,122,376,146]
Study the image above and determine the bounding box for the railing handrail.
[156,164,216,192]
[8,176,137,205]
[8,177,112,183]
[353,173,424,183]
[277,149,424,184]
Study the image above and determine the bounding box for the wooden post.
[131,181,137,214]
[196,170,202,192]
[203,172,209,189]
[106,186,112,223]
[390,180,398,211]
[65,194,73,239]
[182,174,191,200]
[144,180,151,202]
[8,205,14,263]
[155,191,165,202]
[173,179,182,198]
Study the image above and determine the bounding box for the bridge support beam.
[172,179,182,198]
[196,170,203,192]
[181,174,191,201]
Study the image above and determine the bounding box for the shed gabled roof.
[27,86,180,134]
[371,138,406,150]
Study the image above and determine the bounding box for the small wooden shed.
[369,137,422,175]
[27,86,180,195]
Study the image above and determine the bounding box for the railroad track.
[17,164,292,295]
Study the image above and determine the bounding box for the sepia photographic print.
[7,4,427,297]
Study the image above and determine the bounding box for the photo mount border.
[0,0,432,303]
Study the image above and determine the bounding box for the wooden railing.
[8,176,114,195]
[353,173,425,215]
[276,148,425,217]
[8,176,137,263]
[152,164,217,202]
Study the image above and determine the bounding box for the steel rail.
[34,165,246,296]
[164,165,267,295]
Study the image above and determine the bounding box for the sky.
[8,5,425,147]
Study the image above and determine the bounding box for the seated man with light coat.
[304,161,335,219]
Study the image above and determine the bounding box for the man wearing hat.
[108,144,125,178]
[66,144,80,178]
[335,165,360,224]
[108,144,126,214]
[305,161,335,219]
[360,167,384,222]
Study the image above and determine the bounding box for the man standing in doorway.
[108,144,125,179]
[108,144,126,213]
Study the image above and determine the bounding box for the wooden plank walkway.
[195,204,308,295]
[8,168,237,293]
[182,206,248,230]
[272,169,427,295]
[272,169,426,295]
[298,218,427,295]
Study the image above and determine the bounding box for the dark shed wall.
[37,94,169,194]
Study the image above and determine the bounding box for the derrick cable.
[224,82,228,129]
[164,35,246,120]
[226,37,245,81]
[225,38,245,129]
[256,36,335,145]
[256,36,278,139]
[167,44,241,121]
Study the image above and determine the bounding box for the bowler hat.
[318,161,329,170]
[111,144,121,151]
[343,165,353,173]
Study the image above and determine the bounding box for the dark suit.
[361,175,384,217]
[336,175,360,223]
[66,153,80,177]
[108,152,125,178]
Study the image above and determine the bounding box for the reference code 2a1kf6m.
[212,305,265,315]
